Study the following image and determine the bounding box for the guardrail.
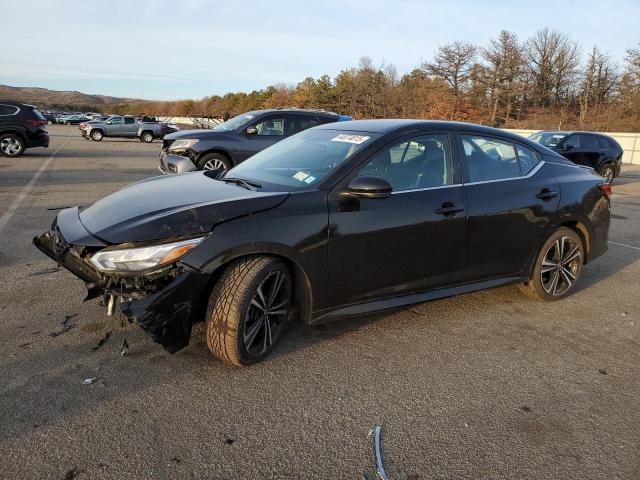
[506,129,640,165]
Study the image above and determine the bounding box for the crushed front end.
[33,207,209,353]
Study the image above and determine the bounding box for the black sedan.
[34,120,611,366]
[529,131,623,183]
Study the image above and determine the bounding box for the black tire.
[90,129,104,141]
[0,133,25,157]
[205,256,293,366]
[519,227,584,301]
[141,131,154,143]
[598,163,615,184]
[196,152,232,171]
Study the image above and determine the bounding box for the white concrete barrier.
[505,129,640,165]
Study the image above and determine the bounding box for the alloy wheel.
[601,166,614,183]
[540,236,582,296]
[242,270,291,357]
[203,158,227,171]
[0,137,22,156]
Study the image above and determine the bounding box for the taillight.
[598,183,612,197]
[28,119,47,127]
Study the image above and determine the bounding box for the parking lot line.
[0,135,71,234]
[608,240,640,251]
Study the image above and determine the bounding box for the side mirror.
[245,126,258,136]
[347,176,392,199]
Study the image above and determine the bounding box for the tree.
[424,41,478,96]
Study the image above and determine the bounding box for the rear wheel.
[197,152,232,171]
[519,227,584,301]
[141,131,154,143]
[205,256,292,366]
[599,164,615,184]
[90,129,104,141]
[0,134,25,157]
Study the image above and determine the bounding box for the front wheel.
[196,152,232,171]
[205,256,292,366]
[90,130,104,141]
[0,133,25,157]
[599,164,615,184]
[519,227,584,301]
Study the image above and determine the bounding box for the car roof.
[0,100,35,108]
[255,108,340,117]
[315,119,537,139]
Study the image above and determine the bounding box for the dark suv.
[529,131,623,183]
[159,108,352,173]
[0,101,49,157]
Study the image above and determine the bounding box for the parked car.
[0,101,49,157]
[529,131,623,183]
[85,115,140,140]
[159,108,352,174]
[137,122,179,143]
[34,120,611,365]
[62,114,91,125]
[42,113,57,124]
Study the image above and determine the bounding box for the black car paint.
[162,109,347,168]
[0,101,49,150]
[35,120,610,353]
[533,131,623,177]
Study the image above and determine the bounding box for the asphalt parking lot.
[1,124,639,479]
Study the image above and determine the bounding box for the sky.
[1,0,638,101]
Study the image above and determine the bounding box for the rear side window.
[580,134,599,149]
[462,135,520,182]
[564,134,579,148]
[32,109,46,121]
[124,117,136,124]
[297,116,319,131]
[596,136,615,150]
[0,104,19,116]
[516,145,539,175]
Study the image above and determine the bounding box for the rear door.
[459,133,559,280]
[122,116,138,137]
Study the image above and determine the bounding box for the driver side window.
[108,117,123,125]
[254,117,285,136]
[357,134,452,191]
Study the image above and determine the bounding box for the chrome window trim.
[463,160,545,186]
[391,183,461,195]
[0,104,20,116]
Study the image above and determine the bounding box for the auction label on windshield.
[331,134,370,144]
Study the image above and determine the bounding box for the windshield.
[529,132,567,147]
[211,112,259,132]
[225,129,378,189]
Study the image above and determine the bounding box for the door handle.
[435,202,464,217]
[535,188,558,201]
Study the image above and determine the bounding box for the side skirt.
[310,276,526,324]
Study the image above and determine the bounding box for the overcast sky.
[1,0,638,100]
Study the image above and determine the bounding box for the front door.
[327,132,467,307]
[237,115,288,162]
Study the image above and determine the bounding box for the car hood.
[79,172,288,244]
[165,129,235,141]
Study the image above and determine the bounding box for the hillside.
[0,85,147,110]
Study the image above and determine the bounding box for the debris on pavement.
[90,331,112,352]
[370,425,389,480]
[29,267,61,276]
[82,378,103,385]
[120,338,129,357]
[49,314,78,337]
[64,467,83,480]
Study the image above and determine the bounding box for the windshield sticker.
[293,171,310,182]
[331,134,370,145]
[304,175,316,184]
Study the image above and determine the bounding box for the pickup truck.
[85,116,178,142]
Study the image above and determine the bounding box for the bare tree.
[525,28,581,108]
[578,46,620,127]
[424,41,478,96]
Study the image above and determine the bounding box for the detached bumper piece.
[33,218,208,353]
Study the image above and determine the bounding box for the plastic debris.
[90,331,112,352]
[49,314,78,337]
[372,425,389,480]
[29,267,61,276]
[120,339,129,357]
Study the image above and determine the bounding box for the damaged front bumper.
[159,150,197,174]
[33,208,209,353]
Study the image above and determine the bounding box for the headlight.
[90,237,204,272]
[168,139,199,151]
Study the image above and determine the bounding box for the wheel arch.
[191,250,313,326]
[0,129,27,144]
